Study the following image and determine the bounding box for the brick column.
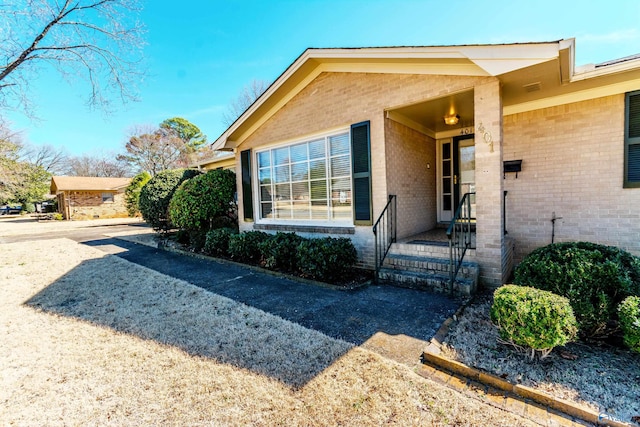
[474,79,505,287]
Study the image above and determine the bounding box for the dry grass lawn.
[0,235,537,426]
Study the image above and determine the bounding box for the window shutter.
[351,121,372,223]
[240,149,254,220]
[628,93,640,139]
[628,144,640,182]
[626,92,640,187]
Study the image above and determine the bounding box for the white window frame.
[254,129,353,226]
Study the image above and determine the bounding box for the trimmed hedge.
[124,171,151,217]
[204,228,235,256]
[196,230,359,285]
[296,237,358,282]
[259,232,306,273]
[228,231,270,263]
[618,296,640,353]
[490,285,578,359]
[139,169,200,231]
[514,242,640,339]
[169,169,236,233]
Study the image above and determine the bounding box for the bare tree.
[19,143,69,175]
[222,79,270,126]
[65,152,130,177]
[118,126,185,176]
[119,118,209,175]
[0,0,145,115]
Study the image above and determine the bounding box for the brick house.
[210,38,640,292]
[50,176,131,220]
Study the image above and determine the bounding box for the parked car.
[34,201,55,214]
[1,205,23,215]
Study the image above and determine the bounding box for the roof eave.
[211,40,569,150]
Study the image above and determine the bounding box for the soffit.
[389,91,476,135]
[502,58,640,114]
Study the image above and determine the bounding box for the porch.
[377,79,510,289]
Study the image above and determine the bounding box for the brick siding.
[59,190,128,220]
[385,118,437,239]
[504,94,640,262]
[236,72,490,268]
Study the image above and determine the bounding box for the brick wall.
[385,118,437,239]
[504,94,640,262]
[237,72,489,267]
[61,190,128,220]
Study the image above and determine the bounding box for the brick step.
[377,268,476,296]
[382,253,479,280]
[389,242,476,259]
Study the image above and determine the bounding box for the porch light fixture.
[444,114,460,125]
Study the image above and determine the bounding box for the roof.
[211,38,640,151]
[50,176,131,194]
[191,151,235,169]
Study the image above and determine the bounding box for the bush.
[514,242,640,339]
[228,231,270,263]
[204,228,235,256]
[296,237,358,282]
[169,169,236,233]
[138,169,200,231]
[618,296,640,353]
[490,285,578,359]
[125,171,151,217]
[259,232,307,272]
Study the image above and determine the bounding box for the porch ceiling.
[387,90,475,136]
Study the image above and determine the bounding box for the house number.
[476,122,494,152]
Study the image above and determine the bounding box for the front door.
[453,135,476,218]
[439,135,475,222]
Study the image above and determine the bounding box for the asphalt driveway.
[1,217,462,348]
[82,236,462,346]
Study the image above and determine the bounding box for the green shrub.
[296,237,358,282]
[490,285,578,359]
[259,232,307,272]
[138,169,200,231]
[514,242,640,339]
[52,212,63,221]
[618,296,640,353]
[188,230,208,252]
[169,169,236,233]
[125,171,151,217]
[228,231,270,263]
[204,228,235,256]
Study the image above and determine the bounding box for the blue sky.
[6,0,640,157]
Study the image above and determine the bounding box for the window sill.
[254,223,355,235]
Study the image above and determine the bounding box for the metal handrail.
[446,192,475,293]
[373,195,397,283]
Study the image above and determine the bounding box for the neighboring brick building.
[50,176,131,220]
[209,38,640,289]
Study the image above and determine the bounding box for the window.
[256,131,352,221]
[102,192,114,203]
[625,90,640,188]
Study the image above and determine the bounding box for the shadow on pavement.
[82,237,463,346]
